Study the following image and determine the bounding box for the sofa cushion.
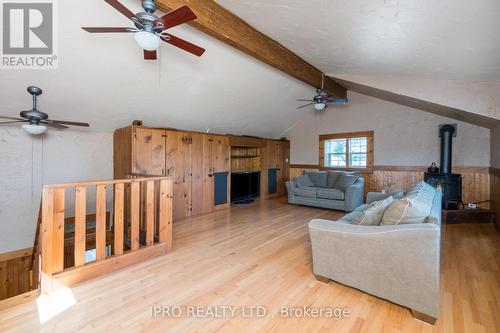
[295,174,314,188]
[381,183,435,225]
[326,171,343,188]
[305,171,328,187]
[294,187,317,198]
[354,203,370,212]
[341,211,363,223]
[352,196,394,226]
[317,188,344,200]
[335,174,360,191]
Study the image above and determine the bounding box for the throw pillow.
[351,196,394,226]
[305,171,328,187]
[381,186,435,225]
[326,171,343,188]
[295,175,314,187]
[335,174,360,191]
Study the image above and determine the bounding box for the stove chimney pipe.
[439,124,456,174]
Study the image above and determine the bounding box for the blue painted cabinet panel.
[214,172,228,205]
[268,169,278,194]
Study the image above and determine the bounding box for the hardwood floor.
[0,198,499,332]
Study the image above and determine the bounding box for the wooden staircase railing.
[39,176,173,293]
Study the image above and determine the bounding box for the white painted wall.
[284,92,490,167]
[0,127,112,253]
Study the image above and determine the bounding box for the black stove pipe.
[439,125,455,174]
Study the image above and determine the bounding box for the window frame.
[319,131,374,173]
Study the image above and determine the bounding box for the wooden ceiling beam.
[155,0,347,98]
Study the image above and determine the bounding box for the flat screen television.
[231,172,260,203]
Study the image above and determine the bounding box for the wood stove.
[424,124,462,209]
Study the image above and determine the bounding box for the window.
[319,131,373,171]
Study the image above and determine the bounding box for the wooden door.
[165,131,192,221]
[202,135,214,214]
[211,135,230,209]
[211,135,230,173]
[191,133,204,216]
[133,127,166,175]
[276,141,290,196]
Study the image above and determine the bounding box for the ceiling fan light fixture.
[22,124,47,135]
[314,103,327,111]
[134,31,160,51]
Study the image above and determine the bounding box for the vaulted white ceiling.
[0,0,312,138]
[217,0,500,82]
[1,0,499,137]
[217,0,500,123]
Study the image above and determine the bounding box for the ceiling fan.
[297,74,348,111]
[82,0,205,60]
[296,88,348,111]
[0,86,90,135]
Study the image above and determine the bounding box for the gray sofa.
[308,181,442,324]
[286,171,365,212]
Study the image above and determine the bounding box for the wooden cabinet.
[165,130,193,220]
[265,140,290,197]
[133,127,166,175]
[202,134,230,213]
[114,126,230,221]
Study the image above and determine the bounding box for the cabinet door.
[211,135,230,173]
[133,127,166,175]
[191,133,204,216]
[276,142,289,196]
[165,131,192,221]
[202,135,214,214]
[211,136,230,209]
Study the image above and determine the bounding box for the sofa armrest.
[308,219,440,318]
[344,178,365,212]
[285,181,296,203]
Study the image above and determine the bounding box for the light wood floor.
[1,198,499,333]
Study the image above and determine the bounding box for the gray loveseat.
[286,171,365,212]
[308,181,442,324]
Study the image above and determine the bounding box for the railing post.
[130,181,140,251]
[52,188,65,274]
[96,185,107,261]
[40,187,54,293]
[114,183,124,255]
[146,180,155,246]
[74,186,86,267]
[159,179,173,252]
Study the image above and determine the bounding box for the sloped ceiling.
[217,0,500,124]
[1,1,499,137]
[0,0,312,138]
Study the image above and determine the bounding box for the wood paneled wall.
[290,165,492,209]
[0,248,32,301]
[491,168,500,229]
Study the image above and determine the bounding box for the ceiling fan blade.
[46,120,90,127]
[82,27,133,33]
[296,99,314,102]
[0,120,27,125]
[297,103,314,109]
[0,116,25,121]
[41,121,69,129]
[104,0,136,20]
[154,5,197,30]
[144,50,157,60]
[326,98,349,104]
[161,34,205,57]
